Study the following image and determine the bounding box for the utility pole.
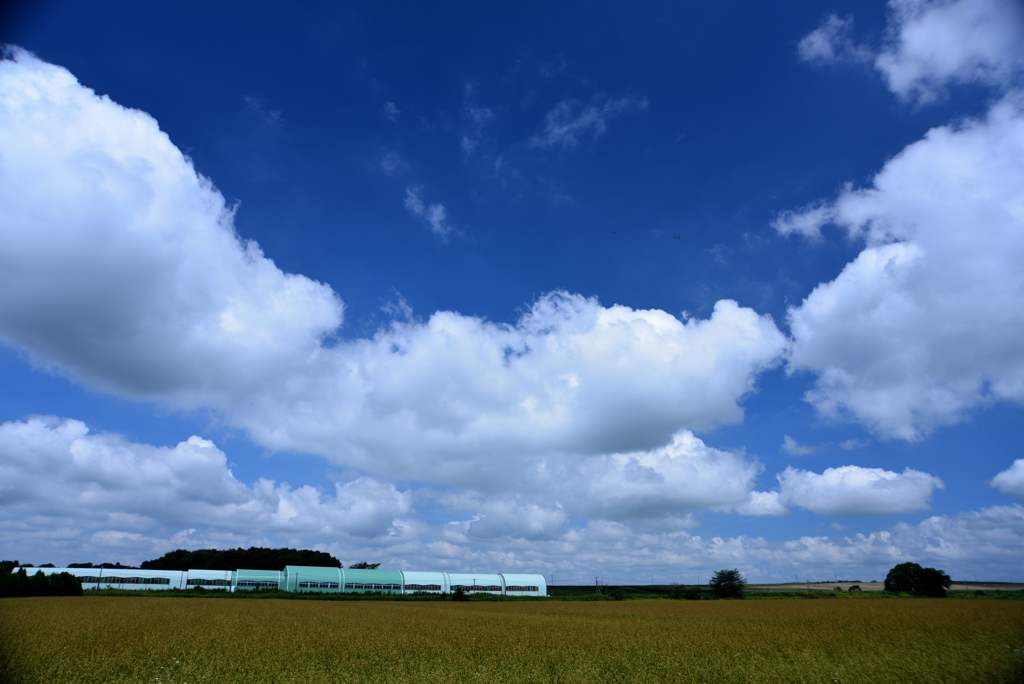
[595,576,600,594]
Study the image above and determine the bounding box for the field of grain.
[2,597,1022,683]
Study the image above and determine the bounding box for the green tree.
[709,569,746,599]
[884,562,952,596]
[915,567,952,597]
[347,562,381,569]
[885,562,922,592]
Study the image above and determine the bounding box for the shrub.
[848,585,861,592]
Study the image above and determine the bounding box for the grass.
[1,596,1023,683]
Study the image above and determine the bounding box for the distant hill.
[140,547,341,571]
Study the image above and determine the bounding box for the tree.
[915,566,952,597]
[709,569,746,599]
[884,562,952,596]
[347,562,381,569]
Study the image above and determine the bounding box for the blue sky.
[1,0,1023,583]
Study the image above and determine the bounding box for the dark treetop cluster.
[141,547,343,571]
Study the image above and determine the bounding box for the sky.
[1,0,1023,584]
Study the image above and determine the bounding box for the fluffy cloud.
[0,417,413,551]
[530,96,648,149]
[0,50,787,496]
[785,100,1024,440]
[991,459,1024,499]
[799,0,1024,102]
[3,417,1020,582]
[786,0,1024,440]
[536,430,767,524]
[876,0,1024,102]
[0,50,344,406]
[778,465,944,515]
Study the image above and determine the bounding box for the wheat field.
[1,596,1022,683]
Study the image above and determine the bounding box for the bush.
[709,569,746,599]
[848,585,861,592]
[834,586,843,592]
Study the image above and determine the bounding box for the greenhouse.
[23,566,547,596]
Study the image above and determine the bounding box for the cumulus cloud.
[799,0,1024,103]
[778,465,944,515]
[530,96,648,149]
[0,51,788,498]
[798,14,872,65]
[547,430,767,524]
[718,490,789,517]
[876,0,1024,102]
[991,459,1024,499]
[2,416,1021,583]
[0,417,413,552]
[403,186,456,239]
[0,51,343,405]
[785,100,1024,440]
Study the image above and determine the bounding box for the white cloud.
[799,0,1024,103]
[552,430,767,523]
[798,14,872,65]
[725,490,789,517]
[403,186,456,239]
[2,416,1021,583]
[785,100,1024,440]
[0,417,413,550]
[772,200,836,240]
[990,459,1024,499]
[876,0,1024,102]
[530,96,648,149]
[778,465,944,515]
[0,51,788,498]
[781,434,818,456]
[0,50,344,406]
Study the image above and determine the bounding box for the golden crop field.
[1,597,1022,683]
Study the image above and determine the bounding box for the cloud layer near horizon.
[1,416,1017,581]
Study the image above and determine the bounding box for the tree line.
[0,565,83,598]
[139,547,382,571]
